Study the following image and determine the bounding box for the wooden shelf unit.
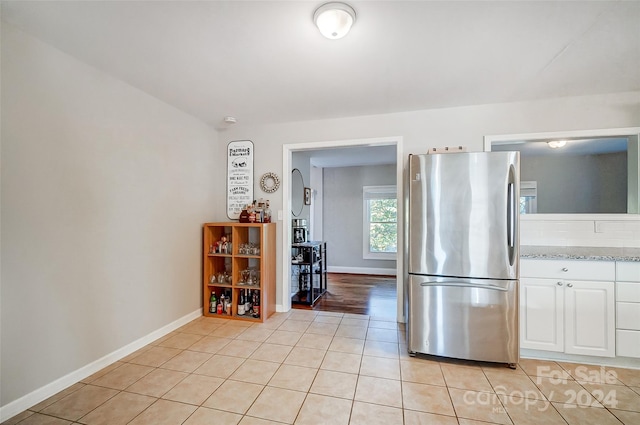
[203,222,276,322]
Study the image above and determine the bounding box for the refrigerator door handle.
[507,164,517,266]
[419,281,509,292]
[507,182,515,249]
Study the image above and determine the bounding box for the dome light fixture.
[547,140,568,149]
[313,2,356,39]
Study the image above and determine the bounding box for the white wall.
[1,24,217,411]
[323,164,397,272]
[309,165,323,241]
[522,152,627,213]
[219,90,640,310]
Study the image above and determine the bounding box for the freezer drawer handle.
[419,281,509,292]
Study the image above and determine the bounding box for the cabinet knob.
[567,283,573,288]
[562,267,569,272]
[557,281,563,286]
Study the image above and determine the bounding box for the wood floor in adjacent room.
[294,273,398,320]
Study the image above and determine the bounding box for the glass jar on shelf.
[217,272,225,284]
[246,269,255,286]
[240,269,250,285]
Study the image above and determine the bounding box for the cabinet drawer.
[617,282,640,303]
[616,302,640,330]
[521,259,615,281]
[616,262,640,282]
[616,330,640,358]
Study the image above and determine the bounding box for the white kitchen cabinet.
[616,302,640,330]
[615,261,640,358]
[617,330,640,357]
[564,280,615,357]
[520,278,564,352]
[520,259,616,358]
[616,262,640,283]
[521,259,615,281]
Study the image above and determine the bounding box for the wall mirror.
[291,168,305,217]
[485,128,639,215]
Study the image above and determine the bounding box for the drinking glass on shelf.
[240,269,250,285]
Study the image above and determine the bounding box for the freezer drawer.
[407,275,519,364]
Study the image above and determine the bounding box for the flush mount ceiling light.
[547,140,568,149]
[313,2,356,39]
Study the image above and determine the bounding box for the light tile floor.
[4,311,640,425]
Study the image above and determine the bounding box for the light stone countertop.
[520,246,640,262]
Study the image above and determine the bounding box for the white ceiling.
[2,0,639,130]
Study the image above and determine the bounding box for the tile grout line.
[480,364,516,425]
[8,312,640,425]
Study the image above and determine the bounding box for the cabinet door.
[520,278,564,352]
[564,281,615,357]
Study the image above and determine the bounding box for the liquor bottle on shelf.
[220,236,228,254]
[252,290,260,318]
[224,290,232,315]
[217,292,225,314]
[255,199,263,223]
[264,201,272,223]
[244,289,251,314]
[248,202,256,223]
[209,291,217,314]
[238,289,246,316]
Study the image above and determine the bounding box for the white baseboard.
[0,309,202,422]
[521,349,640,370]
[327,266,397,276]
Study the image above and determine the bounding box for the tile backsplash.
[520,216,640,248]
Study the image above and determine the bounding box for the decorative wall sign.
[260,172,280,193]
[227,140,254,220]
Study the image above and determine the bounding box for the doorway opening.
[281,136,405,322]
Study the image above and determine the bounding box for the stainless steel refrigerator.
[406,151,520,366]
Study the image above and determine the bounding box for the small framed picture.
[304,187,311,205]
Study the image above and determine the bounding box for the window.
[363,185,397,260]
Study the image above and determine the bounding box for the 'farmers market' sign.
[227,140,254,219]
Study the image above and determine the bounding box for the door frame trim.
[281,136,405,321]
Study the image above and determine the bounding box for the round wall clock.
[260,172,280,193]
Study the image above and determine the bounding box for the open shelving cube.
[202,222,276,322]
